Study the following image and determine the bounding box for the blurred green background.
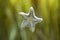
[0,0,59,40]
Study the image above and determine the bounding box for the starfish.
[19,7,43,32]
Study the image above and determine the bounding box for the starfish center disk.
[27,17,33,23]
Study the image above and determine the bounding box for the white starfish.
[19,7,43,32]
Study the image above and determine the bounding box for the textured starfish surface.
[19,7,43,32]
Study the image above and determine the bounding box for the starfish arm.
[19,12,28,19]
[33,16,43,22]
[28,7,35,17]
[29,22,35,32]
[20,20,28,30]
[38,18,43,22]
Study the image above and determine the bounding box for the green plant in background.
[0,0,59,40]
